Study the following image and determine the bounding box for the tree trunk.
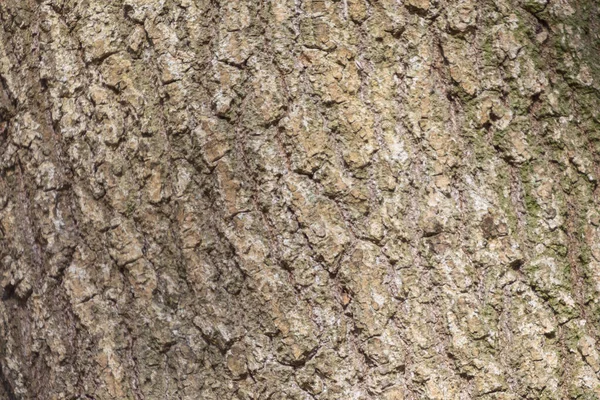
[2,0,600,398]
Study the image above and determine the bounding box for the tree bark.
[2,0,600,398]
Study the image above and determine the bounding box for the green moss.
[125,199,137,216]
[521,180,540,218]
[480,35,497,67]
[496,165,520,233]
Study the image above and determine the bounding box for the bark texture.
[2,0,600,399]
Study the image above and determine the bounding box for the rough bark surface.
[2,0,600,399]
